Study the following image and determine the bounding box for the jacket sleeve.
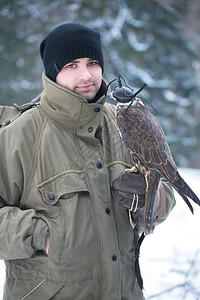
[0,203,49,260]
[132,177,176,234]
[0,122,49,260]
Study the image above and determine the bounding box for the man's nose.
[79,65,92,81]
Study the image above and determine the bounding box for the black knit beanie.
[40,23,104,81]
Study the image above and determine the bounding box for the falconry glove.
[112,170,146,227]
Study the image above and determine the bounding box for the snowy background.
[0,168,199,299]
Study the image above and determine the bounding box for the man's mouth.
[76,83,94,90]
[76,80,95,90]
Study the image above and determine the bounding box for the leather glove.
[112,171,146,211]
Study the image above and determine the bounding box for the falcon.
[112,76,200,235]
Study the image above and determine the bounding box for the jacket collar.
[40,73,108,133]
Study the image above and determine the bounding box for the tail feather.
[171,184,194,214]
[169,172,200,214]
[171,172,200,206]
[144,172,161,235]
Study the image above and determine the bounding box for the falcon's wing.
[115,101,177,182]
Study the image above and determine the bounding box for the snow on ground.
[0,168,200,299]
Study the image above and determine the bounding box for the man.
[0,23,175,299]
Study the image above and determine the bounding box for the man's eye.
[89,61,99,66]
[67,64,76,68]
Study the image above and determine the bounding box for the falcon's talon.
[125,166,139,174]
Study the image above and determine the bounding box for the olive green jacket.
[0,74,175,300]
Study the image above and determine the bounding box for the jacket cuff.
[32,218,49,252]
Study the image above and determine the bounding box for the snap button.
[5,120,11,126]
[96,162,102,169]
[79,125,83,130]
[88,127,93,133]
[112,255,117,261]
[105,208,110,215]
[49,194,55,201]
[94,107,100,112]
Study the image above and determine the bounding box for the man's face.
[56,57,102,102]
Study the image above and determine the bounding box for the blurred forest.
[0,0,200,168]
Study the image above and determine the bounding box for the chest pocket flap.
[38,171,88,205]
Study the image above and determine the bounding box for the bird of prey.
[112,76,200,235]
